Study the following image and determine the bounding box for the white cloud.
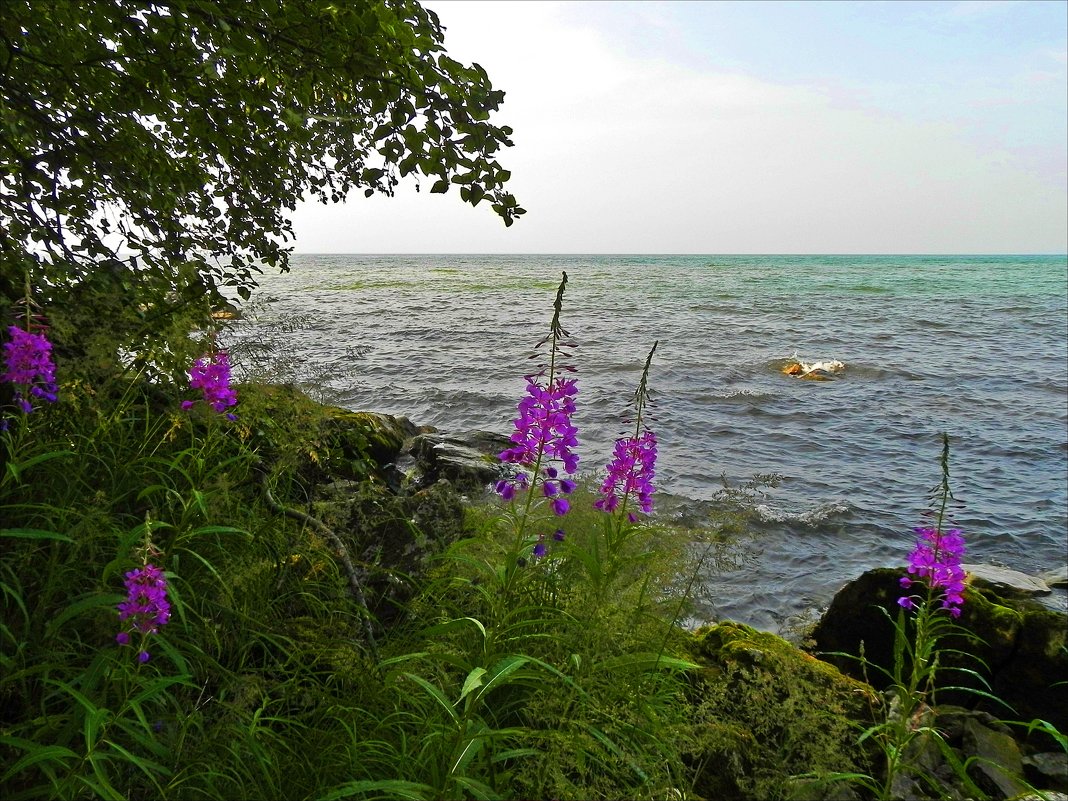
[290,0,1067,253]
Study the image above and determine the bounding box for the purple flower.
[551,497,569,516]
[183,351,237,414]
[552,529,565,542]
[594,430,658,516]
[532,541,547,559]
[496,375,579,499]
[117,563,171,660]
[3,326,58,413]
[899,526,967,617]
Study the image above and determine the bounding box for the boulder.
[312,478,467,627]
[964,716,1029,799]
[812,568,1068,734]
[1041,566,1068,589]
[686,622,877,800]
[403,430,511,492]
[1023,751,1068,793]
[964,563,1051,598]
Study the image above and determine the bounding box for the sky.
[291,0,1068,254]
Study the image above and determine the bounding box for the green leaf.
[420,616,487,641]
[0,739,79,783]
[474,655,532,702]
[0,528,74,543]
[46,594,123,637]
[398,673,459,724]
[458,667,487,703]
[429,179,449,193]
[319,780,436,801]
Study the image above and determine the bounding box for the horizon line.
[288,251,1068,257]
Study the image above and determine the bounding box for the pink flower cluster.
[116,563,171,663]
[594,430,658,518]
[2,325,58,413]
[181,351,237,417]
[496,375,579,515]
[898,526,967,618]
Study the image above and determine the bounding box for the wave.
[754,500,852,526]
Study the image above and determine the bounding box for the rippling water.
[228,254,1068,632]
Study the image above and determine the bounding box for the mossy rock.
[234,383,414,483]
[813,568,1068,734]
[686,622,876,800]
[322,408,416,468]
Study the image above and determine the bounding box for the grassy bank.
[2,373,1063,801]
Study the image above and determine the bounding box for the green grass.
[0,377,716,801]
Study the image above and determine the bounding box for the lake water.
[227,254,1068,632]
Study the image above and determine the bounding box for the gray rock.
[963,717,1029,799]
[1041,566,1068,589]
[404,430,510,491]
[964,563,1051,597]
[1023,751,1068,792]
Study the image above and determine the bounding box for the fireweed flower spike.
[898,433,967,618]
[181,350,237,417]
[3,325,59,413]
[116,563,171,662]
[898,526,967,617]
[595,341,659,519]
[497,272,578,557]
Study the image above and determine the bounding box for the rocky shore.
[258,386,1067,800]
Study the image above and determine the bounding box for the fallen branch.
[260,473,379,661]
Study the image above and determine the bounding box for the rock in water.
[963,563,1052,597]
[812,567,1068,733]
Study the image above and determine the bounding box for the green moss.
[687,622,877,800]
[233,383,411,485]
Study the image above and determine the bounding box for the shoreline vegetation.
[2,279,1066,801]
[1,4,1064,798]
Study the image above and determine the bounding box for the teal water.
[230,254,1068,631]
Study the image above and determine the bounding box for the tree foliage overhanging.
[0,0,522,373]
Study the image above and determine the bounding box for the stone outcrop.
[964,562,1052,598]
[811,567,1068,799]
[401,430,511,492]
[812,567,1068,732]
[685,622,877,800]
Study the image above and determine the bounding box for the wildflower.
[2,325,58,413]
[594,429,658,516]
[532,529,566,559]
[497,375,579,497]
[182,350,237,416]
[116,563,171,661]
[898,526,967,617]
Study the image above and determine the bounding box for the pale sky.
[291,0,1068,254]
